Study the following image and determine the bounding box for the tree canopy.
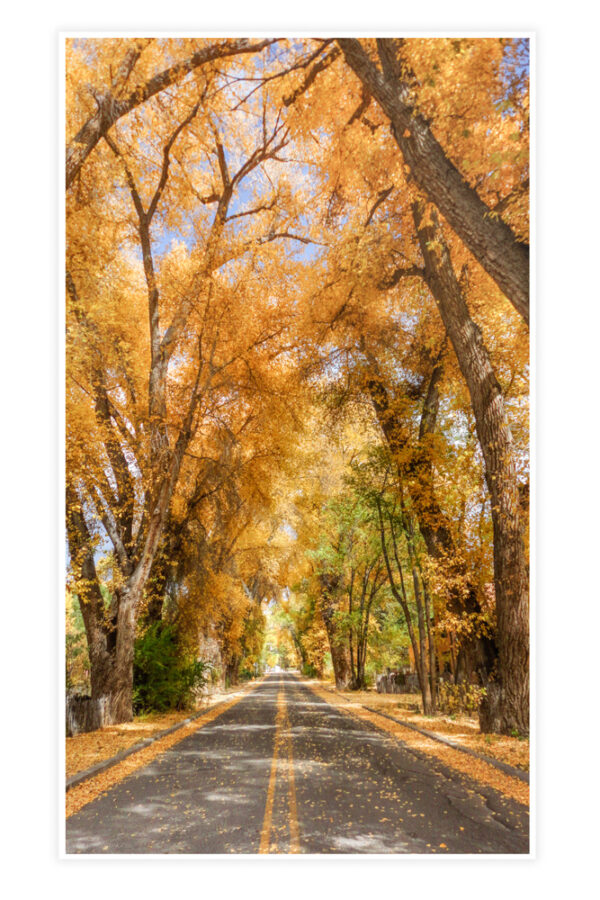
[66,37,529,735]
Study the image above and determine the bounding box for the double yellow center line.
[259,686,300,854]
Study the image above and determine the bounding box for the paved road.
[66,673,529,854]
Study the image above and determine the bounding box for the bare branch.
[231,41,333,110]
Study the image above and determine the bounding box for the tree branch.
[282,45,341,106]
[337,38,529,323]
[378,265,425,290]
[66,38,277,188]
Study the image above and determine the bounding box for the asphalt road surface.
[66,672,529,854]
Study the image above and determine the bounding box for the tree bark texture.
[338,38,529,324]
[66,485,114,701]
[318,573,352,689]
[405,520,434,714]
[413,201,529,735]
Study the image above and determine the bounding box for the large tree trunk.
[328,639,351,690]
[66,485,115,697]
[337,38,529,324]
[413,201,529,735]
[318,574,352,689]
[66,417,195,726]
[106,584,140,723]
[225,655,240,687]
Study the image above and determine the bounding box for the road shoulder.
[305,680,529,808]
[65,678,264,818]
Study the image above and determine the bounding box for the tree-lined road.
[66,674,529,854]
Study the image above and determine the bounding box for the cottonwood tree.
[66,42,309,721]
[409,202,529,732]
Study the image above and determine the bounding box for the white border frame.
[55,24,539,885]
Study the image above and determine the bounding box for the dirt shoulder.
[66,683,254,780]
[316,682,529,773]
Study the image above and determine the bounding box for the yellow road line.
[259,689,286,853]
[286,717,300,854]
[259,683,301,854]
